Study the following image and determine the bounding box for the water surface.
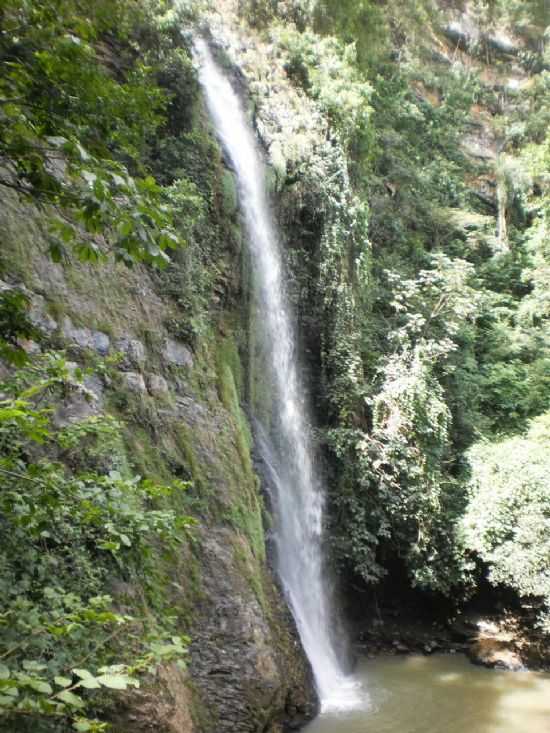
[304,654,550,733]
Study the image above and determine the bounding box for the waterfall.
[194,38,360,710]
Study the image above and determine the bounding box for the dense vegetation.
[0,354,192,731]
[0,0,202,266]
[241,0,549,628]
[0,1,203,730]
[0,0,548,729]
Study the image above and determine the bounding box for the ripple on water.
[320,675,370,714]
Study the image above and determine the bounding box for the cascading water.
[194,38,361,711]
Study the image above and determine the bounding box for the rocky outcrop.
[189,529,317,733]
[465,617,531,672]
[110,665,195,733]
[356,608,550,673]
[110,528,316,733]
[468,636,524,671]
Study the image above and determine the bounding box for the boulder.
[423,641,440,655]
[393,641,410,654]
[115,337,147,369]
[148,374,169,396]
[92,330,110,355]
[468,638,525,671]
[28,293,57,335]
[61,316,93,349]
[123,372,147,393]
[61,316,109,354]
[163,338,194,369]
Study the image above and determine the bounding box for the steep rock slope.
[0,4,318,724]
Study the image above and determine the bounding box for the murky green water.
[304,654,550,733]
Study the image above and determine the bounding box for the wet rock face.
[189,529,318,733]
[0,280,317,733]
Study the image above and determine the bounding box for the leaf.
[56,689,85,708]
[111,173,126,188]
[29,680,53,694]
[97,540,120,552]
[0,665,9,680]
[54,676,72,687]
[74,722,92,732]
[118,220,133,237]
[22,660,47,672]
[73,669,100,690]
[77,677,101,690]
[49,240,66,262]
[0,408,27,421]
[0,684,18,697]
[46,136,68,148]
[76,142,90,161]
[96,673,137,690]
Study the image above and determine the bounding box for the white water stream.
[194,39,361,710]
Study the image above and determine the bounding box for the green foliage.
[56,414,128,473]
[238,0,314,29]
[271,25,372,146]
[474,0,549,38]
[463,412,550,630]
[384,254,481,351]
[274,0,549,612]
[0,0,202,266]
[329,341,475,594]
[314,0,439,70]
[0,288,40,366]
[0,353,194,730]
[370,346,471,592]
[323,243,481,593]
[313,0,390,68]
[473,129,550,432]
